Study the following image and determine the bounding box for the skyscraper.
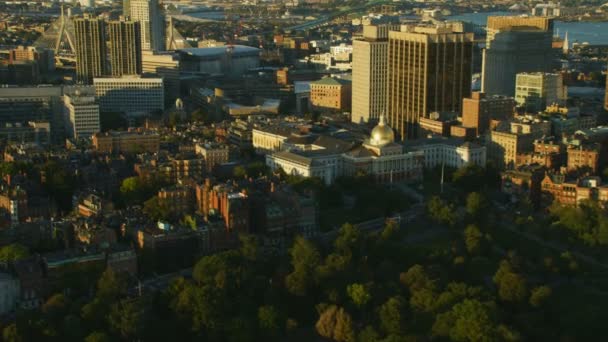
[351,24,398,124]
[123,0,130,17]
[386,25,474,140]
[74,14,107,84]
[482,16,553,97]
[108,17,142,76]
[514,72,566,112]
[130,0,165,51]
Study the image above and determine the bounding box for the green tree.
[378,296,404,335]
[346,283,371,308]
[108,300,143,339]
[400,264,436,293]
[233,165,247,179]
[529,285,552,308]
[0,243,29,263]
[464,225,483,254]
[258,305,282,338]
[315,305,355,342]
[143,196,172,222]
[2,324,21,342]
[285,236,321,296]
[97,268,127,300]
[432,299,500,342]
[335,223,362,256]
[466,192,487,220]
[493,262,528,304]
[427,196,457,226]
[85,331,111,342]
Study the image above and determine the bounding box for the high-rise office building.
[351,24,398,124]
[123,0,130,17]
[515,72,566,112]
[482,16,553,97]
[130,0,165,51]
[108,17,142,76]
[462,92,515,135]
[386,25,474,140]
[93,76,164,113]
[74,14,107,84]
[63,87,100,139]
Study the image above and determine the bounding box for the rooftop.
[177,45,260,57]
[311,77,351,86]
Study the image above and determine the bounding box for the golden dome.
[369,115,394,146]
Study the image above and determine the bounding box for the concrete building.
[0,86,64,140]
[405,138,487,169]
[252,125,295,154]
[63,87,100,139]
[9,46,54,73]
[515,72,566,112]
[195,142,230,172]
[266,118,423,185]
[0,121,50,146]
[351,24,398,123]
[482,17,553,97]
[567,144,600,174]
[141,50,180,101]
[462,92,515,135]
[92,130,160,153]
[93,76,164,113]
[108,17,142,77]
[310,77,352,112]
[130,0,165,51]
[487,117,551,169]
[74,14,107,84]
[176,46,260,77]
[386,25,474,140]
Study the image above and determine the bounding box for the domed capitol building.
[266,116,426,185]
[264,115,486,185]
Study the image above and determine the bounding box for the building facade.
[482,16,553,97]
[63,88,100,139]
[309,77,352,112]
[74,14,107,84]
[129,0,165,51]
[92,130,160,153]
[462,92,515,135]
[351,24,397,124]
[93,76,164,113]
[108,17,142,77]
[195,142,230,172]
[386,25,473,140]
[515,72,566,112]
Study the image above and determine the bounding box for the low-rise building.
[567,143,600,174]
[195,142,230,172]
[252,125,295,154]
[92,130,160,154]
[63,87,100,140]
[501,164,545,208]
[93,76,164,114]
[310,77,352,111]
[406,139,487,169]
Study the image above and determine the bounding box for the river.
[449,11,608,45]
